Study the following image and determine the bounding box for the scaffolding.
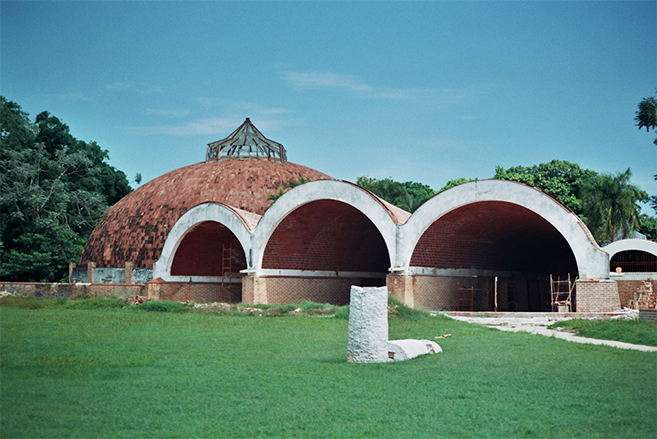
[550,274,576,312]
[456,284,475,311]
[221,243,234,302]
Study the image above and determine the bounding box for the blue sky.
[2,1,655,208]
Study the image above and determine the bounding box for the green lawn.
[549,318,657,347]
[1,307,655,438]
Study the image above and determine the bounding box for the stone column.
[347,286,389,363]
[125,261,134,284]
[87,262,96,284]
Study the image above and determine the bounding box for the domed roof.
[80,158,333,268]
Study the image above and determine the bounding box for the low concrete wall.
[0,282,144,299]
[639,310,657,321]
[71,267,153,284]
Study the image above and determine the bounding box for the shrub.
[63,296,127,310]
[388,295,431,320]
[0,295,47,309]
[135,301,188,313]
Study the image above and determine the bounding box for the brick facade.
[388,274,553,311]
[171,221,247,276]
[575,279,620,312]
[615,279,657,308]
[242,276,364,305]
[262,200,390,273]
[409,201,577,276]
[146,280,240,303]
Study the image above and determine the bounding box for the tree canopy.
[635,92,657,145]
[580,169,648,244]
[356,176,436,212]
[0,96,131,281]
[493,160,598,216]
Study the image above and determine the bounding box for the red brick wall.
[616,279,657,308]
[262,200,390,273]
[171,221,247,276]
[386,275,550,311]
[147,282,240,303]
[575,279,620,312]
[263,277,358,305]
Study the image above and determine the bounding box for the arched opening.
[261,200,391,304]
[610,250,657,273]
[410,201,578,311]
[171,221,247,302]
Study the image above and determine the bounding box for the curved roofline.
[153,202,255,281]
[397,179,609,278]
[604,238,657,259]
[251,180,400,276]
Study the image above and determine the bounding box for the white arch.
[398,180,609,279]
[604,239,657,259]
[153,203,255,282]
[251,180,399,276]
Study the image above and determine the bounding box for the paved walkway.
[442,312,657,352]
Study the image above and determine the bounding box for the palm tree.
[581,169,647,244]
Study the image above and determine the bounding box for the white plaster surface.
[387,339,442,361]
[347,286,389,363]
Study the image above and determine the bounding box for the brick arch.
[252,180,400,275]
[399,180,608,279]
[262,200,390,273]
[153,203,255,282]
[171,221,247,276]
[410,201,577,276]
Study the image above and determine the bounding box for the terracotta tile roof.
[80,158,333,268]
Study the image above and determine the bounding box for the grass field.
[1,302,656,438]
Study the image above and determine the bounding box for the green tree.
[356,177,436,212]
[493,160,598,216]
[634,91,657,213]
[635,93,656,145]
[639,214,657,240]
[0,97,132,281]
[580,169,648,244]
[438,177,478,192]
[267,177,310,202]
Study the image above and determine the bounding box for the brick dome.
[80,158,333,268]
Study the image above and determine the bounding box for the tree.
[267,177,310,202]
[634,91,657,213]
[438,177,477,192]
[639,214,657,240]
[493,160,598,216]
[635,93,656,145]
[356,177,436,212]
[0,97,132,281]
[580,169,648,244]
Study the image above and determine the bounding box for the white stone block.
[387,339,442,362]
[347,286,389,363]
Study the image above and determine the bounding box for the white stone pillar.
[347,286,389,363]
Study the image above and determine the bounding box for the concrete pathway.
[442,313,657,352]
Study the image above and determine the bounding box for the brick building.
[79,119,626,312]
